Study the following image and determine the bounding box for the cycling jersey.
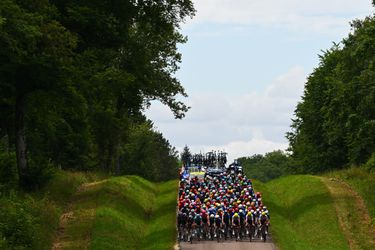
[260,215,268,225]
[246,215,253,224]
[223,213,230,225]
[233,217,240,226]
[209,217,215,225]
[215,218,222,227]
[194,215,202,225]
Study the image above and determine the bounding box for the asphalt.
[180,240,277,250]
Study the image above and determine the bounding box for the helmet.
[215,215,220,218]
[210,214,214,218]
[262,212,266,216]
[234,213,239,217]
[247,212,252,216]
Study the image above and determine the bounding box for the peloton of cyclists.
[177,164,271,243]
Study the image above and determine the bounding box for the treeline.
[0,0,195,190]
[238,150,291,182]
[287,3,375,173]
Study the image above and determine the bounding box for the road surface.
[180,240,277,250]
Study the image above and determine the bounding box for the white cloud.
[188,0,372,34]
[145,66,306,160]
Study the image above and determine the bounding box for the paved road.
[180,240,277,250]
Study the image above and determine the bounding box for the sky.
[145,0,374,163]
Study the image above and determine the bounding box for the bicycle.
[246,223,255,242]
[215,225,224,242]
[233,225,240,241]
[260,224,267,242]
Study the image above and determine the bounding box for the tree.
[287,13,375,173]
[121,121,179,181]
[180,145,192,167]
[52,0,195,172]
[238,151,291,182]
[0,0,77,188]
[0,0,196,188]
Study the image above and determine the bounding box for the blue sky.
[146,0,373,162]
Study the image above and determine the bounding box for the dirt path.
[321,177,375,250]
[52,182,102,250]
[180,240,277,250]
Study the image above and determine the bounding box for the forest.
[0,0,195,191]
[286,10,375,174]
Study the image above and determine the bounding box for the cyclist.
[193,212,203,239]
[246,211,255,240]
[201,210,209,238]
[208,214,215,240]
[258,212,269,241]
[239,209,246,239]
[177,211,186,240]
[187,214,194,239]
[214,214,223,239]
[223,209,231,238]
[232,213,240,239]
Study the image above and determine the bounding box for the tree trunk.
[7,126,12,154]
[106,145,114,173]
[15,94,29,188]
[115,144,122,176]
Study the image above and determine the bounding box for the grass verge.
[254,175,349,250]
[321,177,375,250]
[0,170,106,250]
[326,167,375,224]
[54,175,178,250]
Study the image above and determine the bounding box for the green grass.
[326,167,375,224]
[254,175,349,250]
[58,175,178,250]
[0,170,105,250]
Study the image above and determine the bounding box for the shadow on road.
[180,239,278,250]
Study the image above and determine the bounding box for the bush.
[26,158,56,190]
[364,152,375,171]
[0,194,38,249]
[0,152,18,192]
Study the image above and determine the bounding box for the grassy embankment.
[324,167,375,249]
[54,175,178,250]
[0,171,106,250]
[254,168,375,250]
[254,175,349,250]
[326,167,375,223]
[1,172,178,250]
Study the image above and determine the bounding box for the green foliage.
[238,150,291,182]
[180,145,192,166]
[121,123,179,182]
[288,14,375,173]
[25,159,56,190]
[0,170,106,250]
[0,0,195,188]
[0,152,17,191]
[0,194,43,250]
[364,152,375,170]
[254,176,349,250]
